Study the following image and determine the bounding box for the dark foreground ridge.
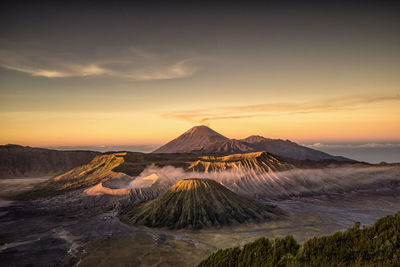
[198,212,400,267]
[120,178,280,230]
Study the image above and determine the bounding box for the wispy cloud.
[305,142,400,149]
[162,94,400,124]
[0,47,198,80]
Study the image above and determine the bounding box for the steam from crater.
[128,164,240,189]
[126,164,400,199]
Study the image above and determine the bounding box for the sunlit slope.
[120,178,279,230]
[18,153,126,199]
[84,182,130,196]
[112,152,200,176]
[188,152,294,173]
[186,152,297,198]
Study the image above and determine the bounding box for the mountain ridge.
[0,144,100,179]
[188,151,294,173]
[153,126,353,161]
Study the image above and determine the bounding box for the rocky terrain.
[0,144,399,266]
[2,185,399,267]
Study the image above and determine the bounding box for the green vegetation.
[198,212,400,266]
[120,178,279,230]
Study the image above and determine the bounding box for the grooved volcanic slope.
[188,151,294,173]
[121,178,279,230]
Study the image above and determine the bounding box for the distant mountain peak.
[153,126,352,161]
[242,135,270,143]
[185,125,213,132]
[183,125,227,138]
[152,125,228,153]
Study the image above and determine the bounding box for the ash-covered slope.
[0,144,99,179]
[121,178,279,229]
[152,126,352,161]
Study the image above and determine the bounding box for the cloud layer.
[306,142,400,149]
[0,47,198,80]
[162,94,400,124]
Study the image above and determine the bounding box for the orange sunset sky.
[1,2,399,147]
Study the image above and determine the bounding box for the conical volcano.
[152,125,229,153]
[121,178,279,229]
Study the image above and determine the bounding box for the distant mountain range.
[153,125,351,161]
[0,144,99,179]
[0,125,355,182]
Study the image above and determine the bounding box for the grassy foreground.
[198,212,400,267]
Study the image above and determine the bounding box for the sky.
[1,1,400,154]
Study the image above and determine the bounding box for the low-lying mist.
[128,164,242,188]
[108,164,400,200]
